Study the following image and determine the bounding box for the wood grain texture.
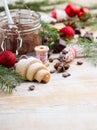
[0,58,97,130]
[0,0,97,129]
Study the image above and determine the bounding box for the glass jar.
[0,9,41,55]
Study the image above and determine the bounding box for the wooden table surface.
[0,57,97,130]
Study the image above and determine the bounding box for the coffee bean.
[64,64,70,70]
[62,72,71,78]
[77,61,83,65]
[28,85,35,91]
[54,62,61,70]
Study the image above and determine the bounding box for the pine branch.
[40,21,59,49]
[0,65,22,93]
[77,37,97,65]
[75,13,97,31]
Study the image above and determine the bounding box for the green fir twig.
[77,37,97,65]
[0,66,22,93]
[75,13,97,31]
[40,21,59,49]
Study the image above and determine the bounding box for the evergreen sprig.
[77,37,97,65]
[75,13,97,31]
[0,66,22,93]
[40,21,59,49]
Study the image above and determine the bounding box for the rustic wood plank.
[0,58,97,130]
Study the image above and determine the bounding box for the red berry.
[65,4,79,17]
[0,51,17,68]
[60,26,75,40]
[77,7,90,20]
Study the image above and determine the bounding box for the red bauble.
[51,11,57,19]
[60,26,75,40]
[65,4,78,17]
[77,7,90,20]
[0,51,17,68]
[80,7,90,14]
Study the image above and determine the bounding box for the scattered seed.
[62,72,71,78]
[54,62,61,70]
[77,61,83,65]
[57,66,64,73]
[28,85,35,91]
[64,64,70,70]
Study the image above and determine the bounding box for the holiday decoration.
[61,46,77,62]
[0,51,17,68]
[54,61,70,73]
[51,10,68,21]
[0,65,22,93]
[59,26,75,40]
[51,4,78,21]
[77,7,91,21]
[0,1,97,94]
[39,12,57,23]
[65,4,79,17]
[51,4,91,23]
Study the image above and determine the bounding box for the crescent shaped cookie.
[15,56,51,83]
[34,69,51,83]
[15,57,41,80]
[26,62,47,81]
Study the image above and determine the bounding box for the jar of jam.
[0,9,41,55]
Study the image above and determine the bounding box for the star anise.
[54,61,70,73]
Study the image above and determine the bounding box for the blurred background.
[0,0,97,7]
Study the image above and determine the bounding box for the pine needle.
[40,21,59,48]
[0,66,22,93]
[77,37,97,65]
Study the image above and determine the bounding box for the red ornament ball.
[51,11,57,19]
[65,4,78,17]
[77,7,90,21]
[60,26,75,40]
[0,50,17,68]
